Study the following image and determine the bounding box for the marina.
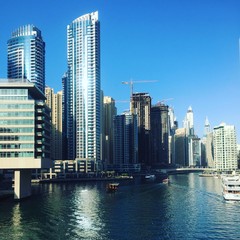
[1,173,240,240]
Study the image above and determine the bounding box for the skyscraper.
[213,123,237,171]
[7,25,45,93]
[174,128,187,167]
[113,112,138,172]
[204,117,211,136]
[45,87,63,160]
[150,104,169,167]
[131,93,151,168]
[103,96,117,166]
[183,106,194,136]
[66,12,101,165]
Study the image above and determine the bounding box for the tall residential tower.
[45,87,63,160]
[7,25,45,93]
[213,123,237,171]
[66,12,101,165]
[131,93,151,168]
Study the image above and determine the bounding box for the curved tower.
[7,25,45,93]
[66,11,101,163]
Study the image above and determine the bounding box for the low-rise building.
[0,79,52,199]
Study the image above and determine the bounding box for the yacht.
[222,175,240,201]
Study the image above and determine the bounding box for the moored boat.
[162,178,170,184]
[222,175,240,201]
[144,174,156,182]
[106,183,119,192]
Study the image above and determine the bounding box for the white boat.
[222,175,240,201]
[144,174,156,182]
[162,178,170,184]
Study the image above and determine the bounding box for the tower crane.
[122,79,158,114]
[157,98,174,105]
[122,79,158,98]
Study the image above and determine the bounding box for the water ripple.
[1,175,240,239]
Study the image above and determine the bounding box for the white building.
[213,123,237,171]
[183,106,194,136]
[66,11,101,166]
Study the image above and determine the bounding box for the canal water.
[0,173,240,240]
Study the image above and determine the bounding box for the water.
[1,173,240,240]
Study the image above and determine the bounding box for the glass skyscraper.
[66,11,101,163]
[7,25,45,93]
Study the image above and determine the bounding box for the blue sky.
[1,0,240,140]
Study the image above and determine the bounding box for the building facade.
[0,79,51,199]
[66,12,101,165]
[174,128,187,167]
[131,93,151,168]
[103,96,117,167]
[150,104,169,168]
[112,112,139,172]
[7,25,45,93]
[183,106,194,136]
[45,87,63,160]
[213,123,237,171]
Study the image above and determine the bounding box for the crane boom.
[122,79,158,97]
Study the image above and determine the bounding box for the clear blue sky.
[1,0,240,141]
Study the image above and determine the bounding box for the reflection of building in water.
[12,203,22,228]
[0,79,52,199]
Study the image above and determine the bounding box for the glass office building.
[7,25,45,93]
[66,11,101,163]
[0,79,51,199]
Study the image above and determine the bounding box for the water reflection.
[1,174,240,240]
[12,203,21,227]
[11,203,24,239]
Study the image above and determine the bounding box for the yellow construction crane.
[122,79,158,97]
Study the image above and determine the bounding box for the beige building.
[45,87,63,160]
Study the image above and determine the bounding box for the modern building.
[201,117,213,167]
[168,107,178,165]
[213,123,238,171]
[174,128,187,167]
[66,11,101,169]
[205,132,214,168]
[188,137,201,166]
[183,106,194,136]
[102,96,117,167]
[61,73,68,159]
[45,87,63,160]
[131,93,151,168]
[112,112,139,172]
[0,79,51,199]
[204,117,211,136]
[43,159,95,179]
[7,25,45,93]
[150,104,169,168]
